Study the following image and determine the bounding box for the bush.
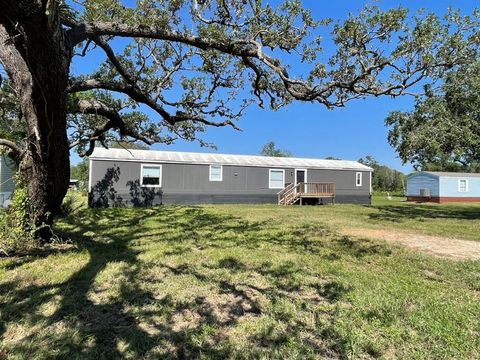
[0,188,36,255]
[59,193,77,217]
[59,191,86,217]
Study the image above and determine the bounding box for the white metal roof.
[89,148,373,171]
[409,171,480,178]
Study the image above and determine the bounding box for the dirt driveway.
[343,228,480,261]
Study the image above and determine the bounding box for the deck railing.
[277,183,295,205]
[297,182,335,196]
[278,182,335,205]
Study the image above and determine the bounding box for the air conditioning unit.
[420,188,431,197]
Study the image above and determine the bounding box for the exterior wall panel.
[439,176,480,198]
[406,174,439,197]
[306,169,370,196]
[0,156,15,207]
[407,172,480,202]
[0,156,16,207]
[0,155,15,194]
[89,159,372,206]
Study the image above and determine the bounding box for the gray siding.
[89,160,371,206]
[0,155,15,193]
[163,163,294,194]
[0,155,15,206]
[306,169,370,196]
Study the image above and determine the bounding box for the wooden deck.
[278,182,335,205]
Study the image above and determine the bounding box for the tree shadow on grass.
[369,203,480,222]
[334,236,393,258]
[0,205,359,359]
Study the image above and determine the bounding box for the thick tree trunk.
[0,2,71,241]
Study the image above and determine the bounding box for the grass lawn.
[215,195,480,242]
[0,196,479,359]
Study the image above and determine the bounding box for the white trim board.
[209,164,223,182]
[89,157,372,172]
[269,169,285,189]
[89,148,373,172]
[355,172,363,187]
[88,158,93,192]
[140,164,163,187]
[294,168,308,185]
[458,179,469,192]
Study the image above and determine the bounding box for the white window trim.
[369,171,372,194]
[356,172,363,187]
[269,169,285,189]
[88,158,93,192]
[209,164,223,181]
[141,164,162,187]
[458,179,468,193]
[294,169,308,186]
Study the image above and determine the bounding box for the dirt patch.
[342,228,480,260]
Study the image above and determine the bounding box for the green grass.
[216,195,480,241]
[0,197,479,359]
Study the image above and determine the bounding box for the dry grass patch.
[342,228,480,260]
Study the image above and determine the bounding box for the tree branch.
[62,10,479,121]
[0,138,23,161]
[91,35,137,86]
[67,78,241,130]
[67,21,257,57]
[71,99,155,156]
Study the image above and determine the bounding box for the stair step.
[278,188,300,206]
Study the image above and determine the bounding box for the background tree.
[0,77,25,163]
[386,62,480,172]
[0,1,479,240]
[421,159,480,173]
[110,141,150,150]
[359,155,405,192]
[260,141,292,157]
[70,158,89,191]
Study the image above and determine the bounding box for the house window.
[269,169,285,189]
[458,179,468,192]
[209,165,223,181]
[141,165,162,187]
[356,172,362,187]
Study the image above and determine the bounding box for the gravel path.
[343,228,480,260]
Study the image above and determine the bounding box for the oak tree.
[0,1,478,240]
[386,62,480,171]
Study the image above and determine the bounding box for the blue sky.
[70,0,478,172]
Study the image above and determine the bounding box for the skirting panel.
[334,195,371,205]
[89,191,371,207]
[162,194,277,204]
[407,196,480,203]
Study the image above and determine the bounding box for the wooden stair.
[277,183,296,205]
[278,182,335,206]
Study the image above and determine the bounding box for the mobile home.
[0,155,15,207]
[88,148,373,207]
[407,171,480,203]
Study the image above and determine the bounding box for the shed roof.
[90,148,373,171]
[409,171,480,178]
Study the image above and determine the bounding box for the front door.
[295,169,307,193]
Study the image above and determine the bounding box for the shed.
[69,179,79,190]
[407,171,480,203]
[88,148,373,207]
[0,155,15,207]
